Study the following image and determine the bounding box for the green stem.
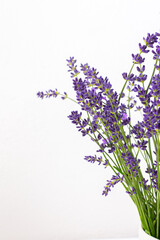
[146,58,158,94]
[118,63,135,101]
[156,132,160,238]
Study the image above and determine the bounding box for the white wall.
[0,0,160,239]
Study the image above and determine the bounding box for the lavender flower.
[126,187,136,196]
[121,152,140,177]
[132,54,145,64]
[139,43,149,53]
[143,33,159,48]
[37,32,160,238]
[37,89,59,99]
[146,167,158,190]
[84,155,103,165]
[67,57,80,78]
[152,45,160,60]
[102,174,124,196]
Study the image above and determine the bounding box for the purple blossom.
[122,72,136,82]
[132,54,145,64]
[122,113,128,121]
[37,91,44,99]
[136,74,147,83]
[135,140,148,150]
[143,33,159,48]
[37,89,59,99]
[156,64,160,70]
[84,155,103,165]
[102,174,124,196]
[146,166,158,190]
[67,57,80,78]
[133,84,151,105]
[68,111,91,137]
[80,63,99,81]
[137,65,145,73]
[150,74,160,97]
[139,43,149,53]
[152,45,160,60]
[61,92,68,100]
[100,136,115,153]
[135,106,142,111]
[122,117,130,126]
[102,136,112,146]
[139,178,150,190]
[121,113,130,126]
[121,152,140,177]
[68,111,82,125]
[126,187,136,196]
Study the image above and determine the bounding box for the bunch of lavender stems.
[37,32,160,238]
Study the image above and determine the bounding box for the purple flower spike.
[102,174,124,197]
[152,45,160,60]
[37,89,59,99]
[146,166,158,190]
[84,155,103,165]
[132,54,145,64]
[139,43,149,53]
[143,33,159,48]
[37,91,44,99]
[67,57,80,78]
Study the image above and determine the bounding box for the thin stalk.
[156,132,160,238]
[118,49,144,101]
[146,58,158,94]
[118,62,135,101]
[148,138,154,167]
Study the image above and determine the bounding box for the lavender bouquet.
[37,32,160,238]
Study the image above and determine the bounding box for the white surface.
[89,239,137,240]
[0,0,160,239]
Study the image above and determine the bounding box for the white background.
[0,0,160,239]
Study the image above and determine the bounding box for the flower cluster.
[37,32,160,238]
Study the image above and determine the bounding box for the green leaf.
[113,166,123,175]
